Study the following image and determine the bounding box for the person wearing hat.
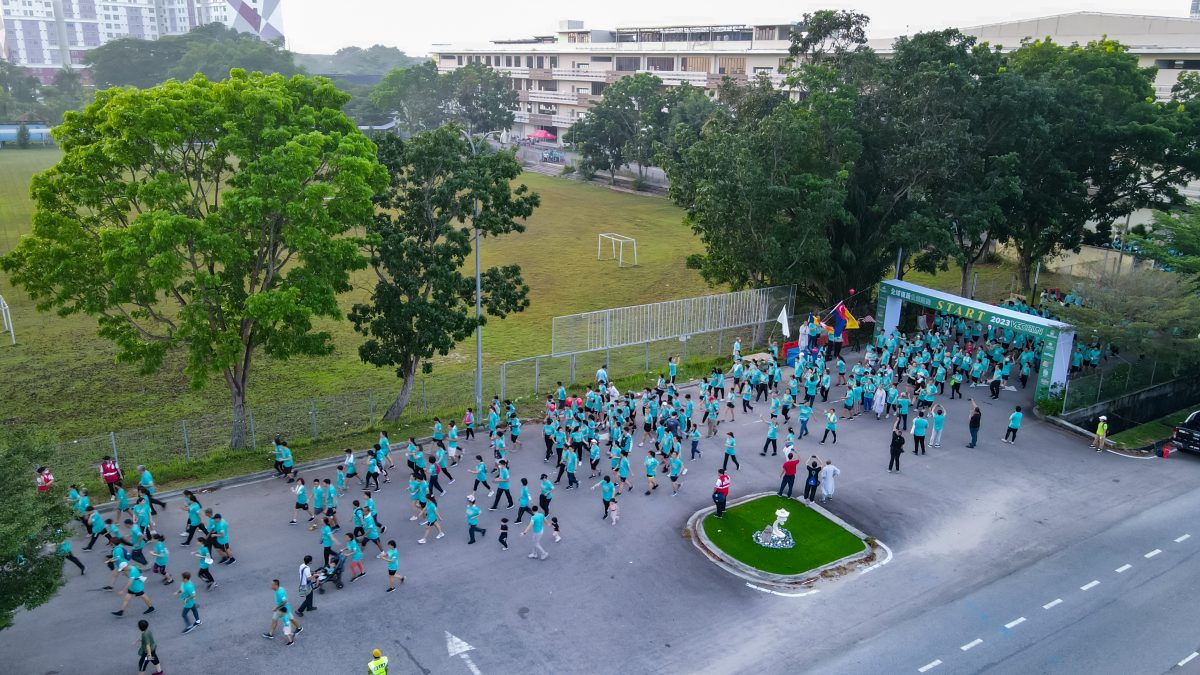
[368,648,389,674]
[465,495,487,544]
[1092,415,1109,451]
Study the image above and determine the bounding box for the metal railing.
[1060,358,1181,414]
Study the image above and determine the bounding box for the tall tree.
[0,430,74,631]
[565,72,666,182]
[1133,205,1200,288]
[168,35,299,81]
[371,62,516,136]
[350,128,538,420]
[0,71,386,448]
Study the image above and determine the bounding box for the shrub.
[631,176,647,191]
[561,163,576,175]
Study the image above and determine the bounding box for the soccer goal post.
[597,233,638,268]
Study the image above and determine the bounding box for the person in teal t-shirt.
[465,495,487,544]
[178,571,199,632]
[1004,406,1023,444]
[911,412,929,455]
[379,540,404,591]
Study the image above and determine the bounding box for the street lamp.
[459,127,503,415]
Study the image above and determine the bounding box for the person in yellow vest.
[367,648,388,675]
[1092,415,1109,451]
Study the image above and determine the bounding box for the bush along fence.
[41,319,790,494]
[1059,358,1182,415]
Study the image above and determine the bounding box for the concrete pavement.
[4,371,1200,675]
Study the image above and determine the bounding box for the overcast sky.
[281,1,1196,55]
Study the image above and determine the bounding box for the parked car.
[541,150,565,164]
[1172,411,1200,454]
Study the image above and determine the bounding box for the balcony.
[496,66,530,78]
[528,68,552,80]
[638,70,710,87]
[551,67,609,82]
[528,90,578,104]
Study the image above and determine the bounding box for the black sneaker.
[295,625,304,634]
[144,606,155,614]
[111,610,123,616]
[262,632,275,639]
[184,624,197,634]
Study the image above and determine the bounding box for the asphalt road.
[4,376,1199,675]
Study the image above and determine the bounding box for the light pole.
[460,127,502,415]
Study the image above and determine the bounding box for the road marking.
[1043,599,1063,609]
[1115,564,1131,573]
[1080,580,1100,591]
[917,659,942,672]
[1179,652,1199,667]
[1176,534,1191,543]
[745,582,820,597]
[961,639,983,651]
[1145,549,1162,559]
[1004,617,1026,629]
[446,632,482,675]
[859,539,894,575]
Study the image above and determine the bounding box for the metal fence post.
[248,411,257,450]
[534,358,540,395]
[570,354,576,386]
[1095,370,1103,406]
[181,420,191,461]
[309,400,319,440]
[1150,360,1157,386]
[110,431,119,465]
[500,363,507,399]
[644,342,650,371]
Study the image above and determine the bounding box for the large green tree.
[1134,205,1200,288]
[0,430,74,631]
[0,71,387,448]
[350,127,538,420]
[371,62,516,137]
[566,72,676,182]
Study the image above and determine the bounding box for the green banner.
[877,283,1052,340]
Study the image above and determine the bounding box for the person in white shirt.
[819,461,841,503]
[295,555,316,616]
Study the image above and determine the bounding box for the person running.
[209,513,236,565]
[177,571,200,634]
[1003,406,1023,444]
[365,450,382,491]
[112,561,155,616]
[465,495,487,544]
[520,506,549,561]
[668,450,684,496]
[379,540,405,592]
[616,451,634,494]
[193,539,217,590]
[180,492,207,546]
[263,579,300,645]
[137,619,164,675]
[721,432,740,471]
[498,518,510,551]
[417,495,445,544]
[290,478,311,525]
[58,538,85,575]
[472,455,491,494]
[137,466,167,514]
[150,534,174,585]
[490,460,514,510]
[643,451,659,495]
[344,533,365,581]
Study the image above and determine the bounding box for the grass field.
[702,495,865,575]
[1108,406,1197,449]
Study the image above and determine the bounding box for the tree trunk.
[1015,251,1033,296]
[960,261,973,298]
[382,359,419,422]
[229,388,248,449]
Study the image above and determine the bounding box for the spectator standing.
[966,400,982,448]
[1003,406,1023,444]
[1092,415,1109,451]
[888,422,905,473]
[802,457,822,503]
[778,453,799,498]
[712,469,731,517]
[819,460,840,503]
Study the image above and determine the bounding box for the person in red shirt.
[35,466,54,493]
[712,469,731,518]
[778,453,800,498]
[100,455,123,500]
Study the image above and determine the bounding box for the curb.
[686,491,877,590]
[1035,410,1157,460]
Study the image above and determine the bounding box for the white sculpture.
[770,508,789,539]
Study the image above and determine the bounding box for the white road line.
[1145,549,1162,559]
[1179,652,1199,667]
[744,582,820,598]
[1004,617,1026,629]
[917,659,943,672]
[1115,564,1132,573]
[1081,580,1100,591]
[1176,534,1191,543]
[961,639,983,651]
[859,539,894,575]
[1043,598,1063,609]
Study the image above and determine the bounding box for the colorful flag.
[834,302,860,330]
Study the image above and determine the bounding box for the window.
[681,56,710,73]
[485,55,491,65]
[549,56,557,68]
[754,27,775,41]
[718,57,746,75]
[505,55,512,66]
[525,55,533,67]
[457,55,463,65]
[535,56,544,69]
[645,56,673,71]
[615,56,640,72]
[590,55,611,63]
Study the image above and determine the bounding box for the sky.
[281,1,1197,55]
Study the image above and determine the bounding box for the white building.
[432,12,1200,143]
[1,0,284,82]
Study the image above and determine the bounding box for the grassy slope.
[701,495,865,575]
[1108,406,1197,449]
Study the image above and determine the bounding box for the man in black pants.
[295,555,316,617]
[888,423,905,473]
[802,458,821,503]
[778,453,799,498]
[989,370,1002,400]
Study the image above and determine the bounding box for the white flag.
[777,306,791,338]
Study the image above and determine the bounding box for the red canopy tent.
[528,129,556,140]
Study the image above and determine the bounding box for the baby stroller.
[315,551,346,593]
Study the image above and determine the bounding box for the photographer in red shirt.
[778,453,800,498]
[712,469,731,517]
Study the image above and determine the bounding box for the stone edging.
[686,491,877,589]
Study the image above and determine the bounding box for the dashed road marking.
[961,638,983,651]
[1004,617,1026,629]
[1176,534,1191,543]
[1080,580,1100,591]
[1145,549,1162,559]
[1179,652,1199,667]
[1042,599,1063,609]
[917,659,942,672]
[1115,564,1131,573]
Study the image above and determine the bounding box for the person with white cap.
[465,495,487,544]
[1092,415,1109,451]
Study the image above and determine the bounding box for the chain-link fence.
[1060,358,1180,415]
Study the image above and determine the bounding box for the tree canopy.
[0,70,387,448]
[295,45,425,79]
[350,127,538,420]
[1134,205,1200,288]
[371,62,516,136]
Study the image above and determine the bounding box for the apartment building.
[432,12,1200,144]
[1,0,283,82]
[432,20,799,143]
